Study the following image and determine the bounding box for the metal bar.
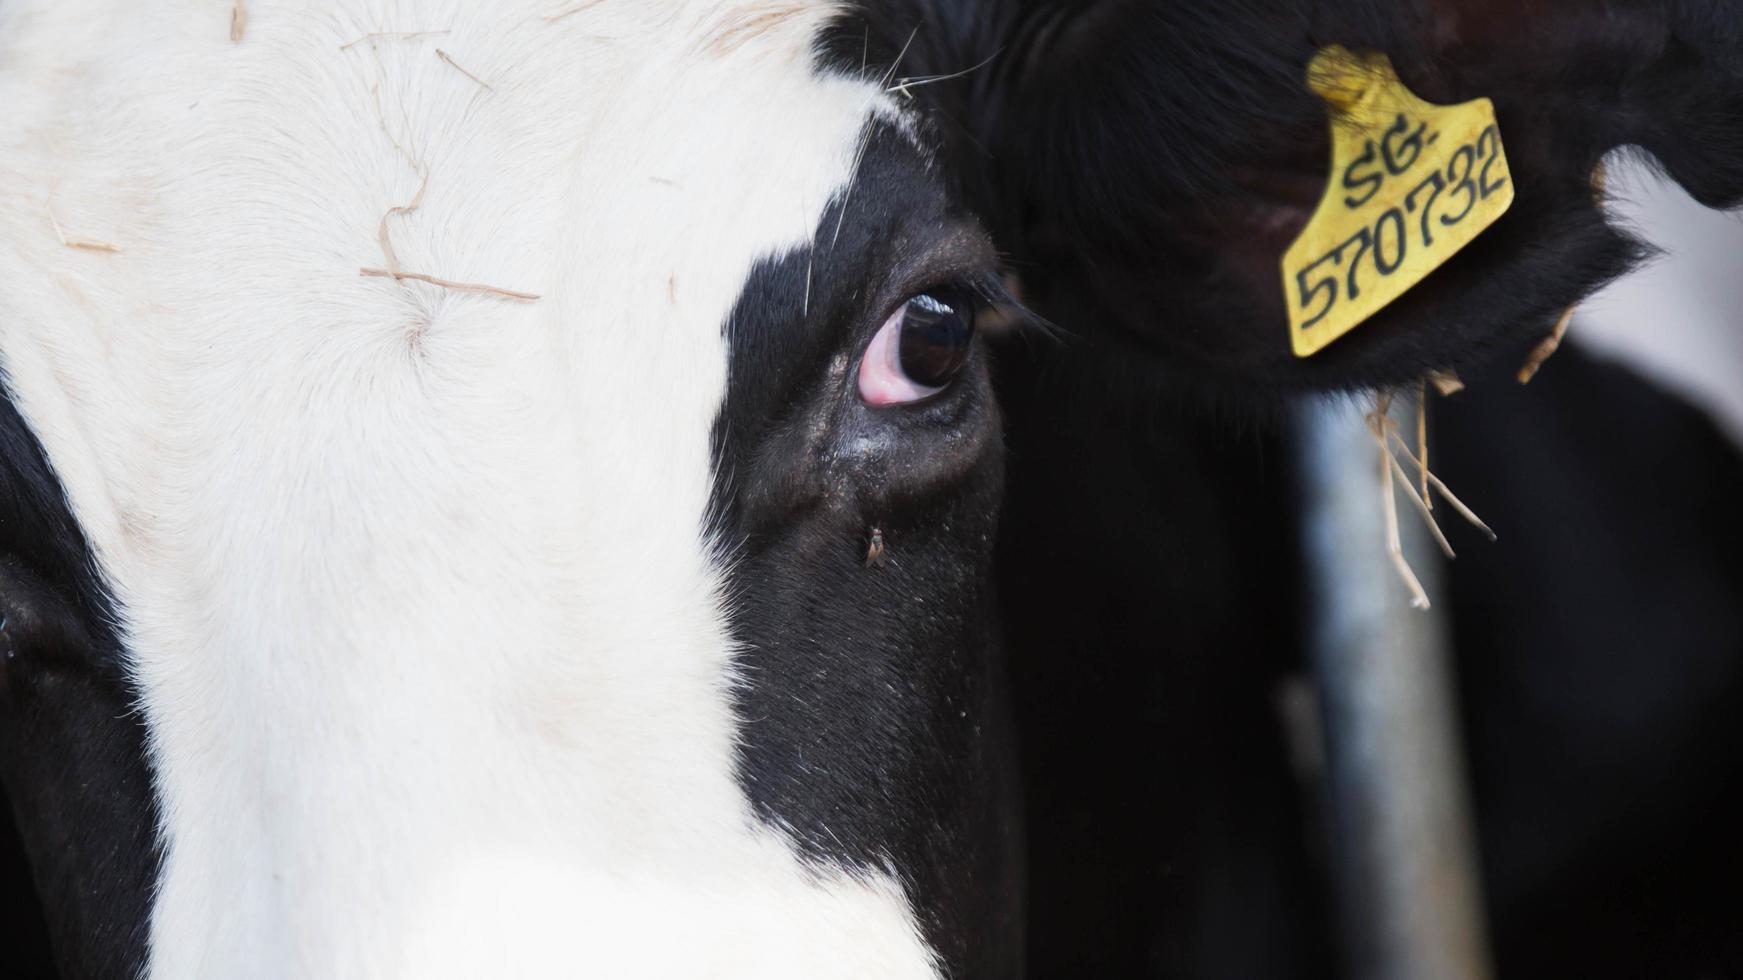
[1296,396,1494,980]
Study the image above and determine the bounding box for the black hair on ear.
[831,0,1742,404]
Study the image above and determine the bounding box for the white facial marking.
[0,1,937,976]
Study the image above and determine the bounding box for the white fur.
[0,2,937,976]
[1579,152,1743,448]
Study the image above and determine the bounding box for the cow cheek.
[735,360,1002,537]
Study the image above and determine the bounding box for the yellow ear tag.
[1283,46,1515,357]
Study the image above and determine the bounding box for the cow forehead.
[0,0,890,552]
[0,1,939,975]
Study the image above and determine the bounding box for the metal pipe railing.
[1296,396,1494,980]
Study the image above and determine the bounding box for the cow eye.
[857,286,977,406]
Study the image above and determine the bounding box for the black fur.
[819,1,1743,974]
[4,3,1741,976]
[1435,342,1743,979]
[0,375,158,980]
[710,122,1023,978]
[988,331,1335,978]
[969,322,1743,978]
[830,0,1743,403]
[0,798,56,977]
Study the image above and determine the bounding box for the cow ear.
[1422,0,1743,210]
[836,1,1742,401]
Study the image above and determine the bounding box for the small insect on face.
[865,527,887,568]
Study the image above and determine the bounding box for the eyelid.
[880,275,987,324]
[863,223,995,329]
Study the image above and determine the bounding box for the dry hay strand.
[1366,387,1498,609]
[1382,458,1431,608]
[360,268,540,301]
[1375,419,1431,610]
[1427,368,1464,397]
[1367,394,1431,609]
[1518,302,1576,384]
[377,171,429,278]
[1374,420,1456,560]
[435,49,494,91]
[45,182,120,253]
[1417,379,1430,510]
[704,2,814,56]
[230,0,245,43]
[370,81,421,173]
[1384,429,1497,542]
[543,0,605,23]
[1519,163,1606,385]
[359,83,534,303]
[339,29,450,51]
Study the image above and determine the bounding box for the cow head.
[0,4,1016,975]
[0,1,1736,977]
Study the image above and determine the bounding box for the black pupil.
[897,290,975,388]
